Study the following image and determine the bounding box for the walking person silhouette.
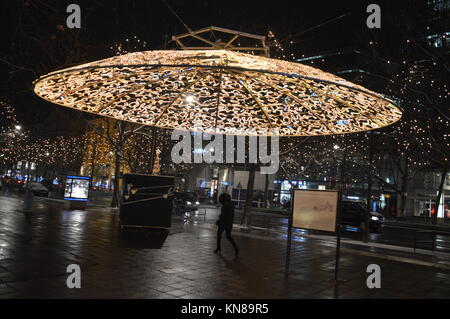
[214,192,239,256]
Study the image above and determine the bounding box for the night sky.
[1,0,444,131]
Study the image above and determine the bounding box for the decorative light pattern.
[33,50,402,136]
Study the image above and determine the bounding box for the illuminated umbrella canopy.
[33,50,402,136]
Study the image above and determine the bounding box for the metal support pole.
[364,131,374,243]
[334,147,347,296]
[237,187,241,208]
[148,126,157,174]
[333,232,341,298]
[334,225,341,285]
[23,162,33,211]
[285,189,294,277]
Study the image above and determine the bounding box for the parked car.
[28,182,49,197]
[340,200,384,233]
[1,177,25,192]
[173,192,200,213]
[40,179,54,191]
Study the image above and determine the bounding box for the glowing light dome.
[33,50,402,136]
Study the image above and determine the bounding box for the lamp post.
[21,124,34,214]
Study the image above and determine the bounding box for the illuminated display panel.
[64,176,90,201]
[292,189,339,232]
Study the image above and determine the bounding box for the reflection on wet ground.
[1,194,450,299]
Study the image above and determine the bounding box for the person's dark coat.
[215,193,239,254]
[217,201,234,230]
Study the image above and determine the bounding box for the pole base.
[326,279,348,286]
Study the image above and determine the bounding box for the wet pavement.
[1,193,450,299]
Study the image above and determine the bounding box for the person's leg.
[225,229,239,255]
[215,228,224,253]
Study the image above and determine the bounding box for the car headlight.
[195,201,200,205]
[371,216,379,221]
[186,201,192,205]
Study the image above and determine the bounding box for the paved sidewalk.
[1,194,450,299]
[385,219,450,232]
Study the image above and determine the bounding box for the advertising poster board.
[292,189,339,232]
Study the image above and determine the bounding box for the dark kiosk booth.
[119,173,175,229]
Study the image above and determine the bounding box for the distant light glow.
[185,94,195,103]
